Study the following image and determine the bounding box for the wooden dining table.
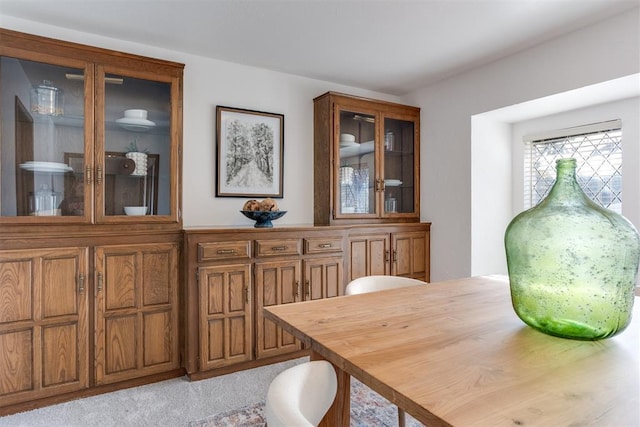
[263,275,640,427]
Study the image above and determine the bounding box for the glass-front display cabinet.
[0,29,183,226]
[313,92,420,225]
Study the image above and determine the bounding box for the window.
[524,120,622,213]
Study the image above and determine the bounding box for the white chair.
[265,360,338,427]
[345,275,427,427]
[345,275,426,296]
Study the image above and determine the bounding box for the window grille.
[524,120,622,213]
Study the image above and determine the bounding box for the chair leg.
[398,408,406,427]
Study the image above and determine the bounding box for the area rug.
[185,378,423,427]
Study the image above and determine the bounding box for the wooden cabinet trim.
[198,240,251,262]
[303,237,344,254]
[254,238,301,257]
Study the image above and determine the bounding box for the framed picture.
[216,106,284,197]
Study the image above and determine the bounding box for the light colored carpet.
[0,358,305,427]
[0,358,423,427]
[186,378,423,427]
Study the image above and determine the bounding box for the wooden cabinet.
[198,264,252,371]
[0,30,184,415]
[349,224,430,282]
[183,228,350,379]
[183,225,427,380]
[0,247,89,407]
[314,91,420,225]
[0,29,183,227]
[94,242,179,385]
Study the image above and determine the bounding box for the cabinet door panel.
[143,311,172,366]
[42,256,78,318]
[304,257,344,300]
[0,247,88,407]
[255,260,302,359]
[142,251,171,305]
[0,259,32,323]
[0,329,33,395]
[199,264,252,370]
[369,237,389,276]
[0,53,91,223]
[95,242,178,385]
[42,324,78,387]
[105,315,137,375]
[349,234,389,281]
[392,231,428,279]
[104,253,136,310]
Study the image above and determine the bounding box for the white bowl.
[124,206,147,215]
[340,133,355,142]
[123,109,148,120]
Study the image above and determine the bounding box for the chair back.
[345,275,427,295]
[265,360,337,427]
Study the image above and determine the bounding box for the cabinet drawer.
[255,239,301,257]
[198,240,251,261]
[304,237,343,254]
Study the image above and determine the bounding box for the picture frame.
[216,106,284,198]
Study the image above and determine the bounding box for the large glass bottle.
[505,158,640,340]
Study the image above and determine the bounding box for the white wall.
[0,16,402,228]
[405,8,640,281]
[3,8,639,282]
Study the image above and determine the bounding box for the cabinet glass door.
[383,117,415,215]
[99,69,172,219]
[0,56,89,221]
[337,109,376,216]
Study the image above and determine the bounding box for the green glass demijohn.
[505,158,640,340]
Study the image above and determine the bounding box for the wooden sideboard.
[183,222,430,379]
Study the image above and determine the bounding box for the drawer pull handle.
[318,243,332,248]
[271,246,287,251]
[85,165,92,184]
[97,272,104,292]
[78,274,85,293]
[216,249,237,254]
[96,164,102,185]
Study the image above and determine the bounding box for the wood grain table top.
[264,275,640,427]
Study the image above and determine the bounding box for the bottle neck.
[546,159,585,204]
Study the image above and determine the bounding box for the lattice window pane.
[525,126,622,213]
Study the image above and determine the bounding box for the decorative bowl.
[241,210,287,228]
[124,206,147,215]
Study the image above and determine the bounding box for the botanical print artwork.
[217,107,283,197]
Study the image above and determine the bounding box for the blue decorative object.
[241,210,287,228]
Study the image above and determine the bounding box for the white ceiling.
[1,0,638,96]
